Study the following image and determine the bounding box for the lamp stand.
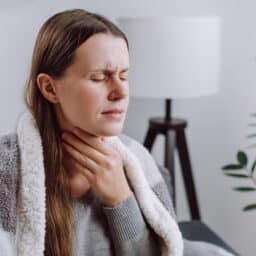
[143,99,201,220]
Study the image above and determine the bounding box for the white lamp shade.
[118,17,221,99]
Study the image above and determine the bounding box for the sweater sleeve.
[102,193,160,256]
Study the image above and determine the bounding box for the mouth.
[101,109,125,119]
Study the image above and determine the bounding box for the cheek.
[78,86,105,111]
[59,86,104,120]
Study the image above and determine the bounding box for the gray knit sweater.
[0,111,235,256]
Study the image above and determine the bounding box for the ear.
[36,73,59,104]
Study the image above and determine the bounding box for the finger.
[70,156,94,183]
[72,128,111,156]
[62,141,100,174]
[62,132,106,166]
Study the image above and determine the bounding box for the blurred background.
[1,1,256,255]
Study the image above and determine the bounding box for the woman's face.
[53,33,129,137]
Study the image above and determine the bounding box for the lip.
[101,109,125,119]
[102,109,124,114]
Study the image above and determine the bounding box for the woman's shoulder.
[118,133,149,153]
[118,133,176,218]
[0,131,20,190]
[118,133,164,187]
[118,133,151,160]
[0,132,19,165]
[0,131,18,148]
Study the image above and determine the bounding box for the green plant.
[222,114,256,211]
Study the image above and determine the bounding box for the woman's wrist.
[103,188,132,208]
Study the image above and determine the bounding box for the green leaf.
[233,187,256,191]
[222,164,243,170]
[243,204,256,211]
[224,173,249,178]
[237,151,248,167]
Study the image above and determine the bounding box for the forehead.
[72,33,129,72]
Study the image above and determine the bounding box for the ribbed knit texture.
[103,193,146,243]
[74,186,162,256]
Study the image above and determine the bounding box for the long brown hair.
[24,9,128,256]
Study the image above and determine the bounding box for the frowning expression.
[53,33,129,136]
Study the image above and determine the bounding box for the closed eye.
[120,71,129,81]
[90,70,129,82]
[90,74,106,82]
[91,78,105,82]
[120,76,128,81]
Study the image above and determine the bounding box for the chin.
[100,130,123,137]
[76,122,124,137]
[98,125,124,137]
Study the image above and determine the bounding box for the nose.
[108,76,128,101]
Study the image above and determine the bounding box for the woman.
[0,9,234,256]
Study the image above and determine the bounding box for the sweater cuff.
[102,193,146,243]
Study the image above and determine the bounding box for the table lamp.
[118,16,221,220]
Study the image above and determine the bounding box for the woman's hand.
[61,128,132,207]
[62,149,91,198]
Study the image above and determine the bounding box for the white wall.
[1,1,255,255]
